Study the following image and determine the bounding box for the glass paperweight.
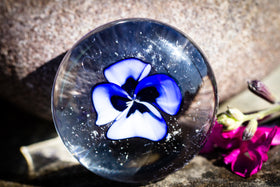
[52,18,218,183]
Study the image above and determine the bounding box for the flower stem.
[243,104,280,121]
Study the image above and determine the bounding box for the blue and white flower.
[92,58,182,141]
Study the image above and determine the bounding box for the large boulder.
[1,0,280,120]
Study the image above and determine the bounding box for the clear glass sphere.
[52,18,218,183]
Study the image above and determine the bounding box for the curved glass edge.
[50,18,219,183]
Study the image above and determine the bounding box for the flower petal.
[222,126,245,139]
[107,104,167,141]
[200,122,224,153]
[254,126,277,159]
[224,149,240,165]
[104,58,151,87]
[272,127,280,145]
[92,83,129,125]
[231,150,262,177]
[135,74,182,115]
[256,126,280,146]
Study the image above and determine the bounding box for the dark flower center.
[111,96,130,111]
[136,86,159,103]
[127,102,150,118]
[111,77,160,117]
[121,77,138,97]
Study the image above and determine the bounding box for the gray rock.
[1,0,280,120]
[18,137,280,186]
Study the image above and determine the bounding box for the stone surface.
[1,0,280,120]
[19,136,280,186]
[1,66,279,186]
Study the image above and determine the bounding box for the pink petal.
[272,127,280,145]
[222,126,245,139]
[200,122,222,153]
[218,138,242,150]
[219,129,243,150]
[217,126,244,150]
[255,127,277,161]
[230,150,262,177]
[224,149,240,164]
[250,126,280,146]
[200,122,243,153]
[200,136,216,153]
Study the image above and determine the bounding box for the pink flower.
[224,127,277,177]
[200,122,243,153]
[201,121,280,177]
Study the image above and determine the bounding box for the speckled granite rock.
[1,0,280,120]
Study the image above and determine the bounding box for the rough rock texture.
[1,96,279,186]
[1,0,280,120]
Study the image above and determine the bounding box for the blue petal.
[107,102,167,141]
[104,58,151,87]
[135,74,182,115]
[92,83,130,125]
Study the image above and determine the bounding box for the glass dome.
[52,18,218,183]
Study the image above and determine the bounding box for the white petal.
[104,58,151,87]
[138,101,161,118]
[107,107,167,141]
[92,84,129,125]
